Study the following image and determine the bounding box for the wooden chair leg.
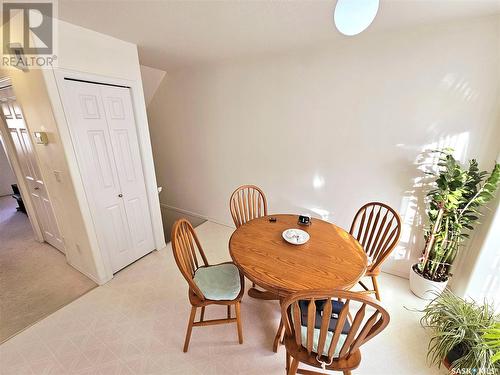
[285,350,290,372]
[200,306,205,322]
[235,301,243,344]
[227,305,231,319]
[273,318,284,352]
[288,358,299,375]
[183,306,197,352]
[372,275,381,301]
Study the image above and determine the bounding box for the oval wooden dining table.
[229,214,368,352]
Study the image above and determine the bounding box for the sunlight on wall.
[309,207,330,221]
[393,194,421,261]
[312,174,325,190]
[387,132,471,268]
[418,132,470,166]
[309,174,328,220]
[439,74,479,102]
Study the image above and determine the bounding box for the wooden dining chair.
[171,218,245,352]
[229,184,268,228]
[282,290,390,375]
[230,184,268,289]
[349,202,401,301]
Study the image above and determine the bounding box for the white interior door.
[101,85,155,256]
[61,79,154,273]
[1,100,65,252]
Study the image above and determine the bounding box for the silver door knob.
[118,194,123,198]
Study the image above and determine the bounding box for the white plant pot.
[409,264,449,300]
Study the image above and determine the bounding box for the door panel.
[19,128,43,183]
[88,130,116,188]
[115,130,136,182]
[101,86,154,258]
[1,102,14,119]
[61,80,154,272]
[8,128,30,177]
[62,80,132,272]
[3,101,64,252]
[127,197,147,246]
[106,203,130,255]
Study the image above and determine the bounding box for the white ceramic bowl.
[282,229,310,245]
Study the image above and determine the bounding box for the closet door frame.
[53,69,165,283]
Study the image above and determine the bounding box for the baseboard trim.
[159,203,235,229]
[380,267,410,280]
[67,260,109,285]
[160,203,207,220]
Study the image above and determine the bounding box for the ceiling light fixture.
[334,0,380,36]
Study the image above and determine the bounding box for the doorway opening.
[0,81,96,343]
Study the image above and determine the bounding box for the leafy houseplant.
[421,290,499,373]
[410,150,500,298]
[483,322,500,365]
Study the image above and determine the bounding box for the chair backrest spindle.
[230,185,268,227]
[282,290,390,366]
[349,202,401,271]
[171,219,209,299]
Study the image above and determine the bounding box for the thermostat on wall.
[33,131,48,145]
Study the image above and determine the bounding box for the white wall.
[459,199,500,309]
[0,139,16,196]
[147,15,500,278]
[1,20,165,283]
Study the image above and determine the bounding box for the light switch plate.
[33,131,48,145]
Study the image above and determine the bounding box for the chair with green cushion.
[171,218,245,352]
[281,289,390,375]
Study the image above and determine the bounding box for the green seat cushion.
[295,300,350,357]
[300,326,347,357]
[194,263,241,301]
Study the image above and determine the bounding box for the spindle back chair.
[229,184,268,290]
[230,184,268,228]
[281,290,390,375]
[349,202,401,300]
[171,219,244,352]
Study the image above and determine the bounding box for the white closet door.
[101,85,155,256]
[61,79,154,272]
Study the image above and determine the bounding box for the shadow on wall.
[389,131,470,273]
[160,205,206,243]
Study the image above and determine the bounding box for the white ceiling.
[59,0,500,71]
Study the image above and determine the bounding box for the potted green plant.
[409,150,500,299]
[421,290,499,373]
[483,322,500,365]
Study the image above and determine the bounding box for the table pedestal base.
[247,287,284,352]
[247,287,280,300]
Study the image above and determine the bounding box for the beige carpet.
[0,195,96,343]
